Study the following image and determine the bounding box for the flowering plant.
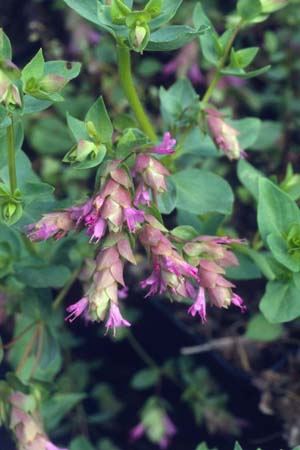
[0,0,298,449]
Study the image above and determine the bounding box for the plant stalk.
[116,45,157,141]
[202,21,243,104]
[7,115,17,194]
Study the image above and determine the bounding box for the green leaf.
[221,65,271,79]
[237,0,262,21]
[63,0,101,25]
[72,144,107,169]
[44,60,81,81]
[267,233,300,272]
[231,47,259,69]
[193,2,219,66]
[157,178,177,214]
[226,252,262,280]
[67,113,90,141]
[159,79,199,127]
[85,96,113,143]
[171,225,199,240]
[258,178,300,242]
[29,117,73,155]
[131,368,160,390]
[16,265,71,288]
[195,444,210,450]
[22,49,45,85]
[0,29,12,60]
[260,275,300,323]
[237,159,265,200]
[149,0,182,29]
[70,436,96,450]
[245,313,284,341]
[172,169,234,215]
[42,393,86,430]
[147,25,208,52]
[22,96,52,115]
[228,117,261,150]
[234,443,243,450]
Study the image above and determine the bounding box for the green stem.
[7,115,17,194]
[52,266,82,310]
[202,21,243,104]
[116,45,157,141]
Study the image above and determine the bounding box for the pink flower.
[118,286,129,299]
[163,255,199,281]
[65,297,89,323]
[134,182,151,207]
[124,207,145,232]
[149,132,176,155]
[140,262,166,297]
[188,286,206,323]
[45,442,68,450]
[188,64,204,85]
[129,422,146,441]
[86,217,106,243]
[105,302,131,336]
[159,415,177,449]
[26,212,74,242]
[232,293,247,313]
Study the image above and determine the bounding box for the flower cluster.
[130,398,176,449]
[26,132,246,334]
[9,392,67,450]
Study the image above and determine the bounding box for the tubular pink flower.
[134,182,151,207]
[45,442,68,450]
[232,293,247,313]
[105,302,131,336]
[163,255,199,281]
[188,286,207,323]
[130,422,146,441]
[188,64,204,85]
[118,286,129,299]
[124,207,145,232]
[149,132,176,155]
[140,262,166,297]
[65,297,89,323]
[86,217,106,243]
[159,415,177,449]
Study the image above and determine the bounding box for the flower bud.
[205,109,245,160]
[0,70,21,107]
[39,74,67,93]
[128,22,150,53]
[64,139,98,163]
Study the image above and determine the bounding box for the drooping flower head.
[130,398,176,449]
[26,212,75,242]
[205,108,246,160]
[9,392,68,450]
